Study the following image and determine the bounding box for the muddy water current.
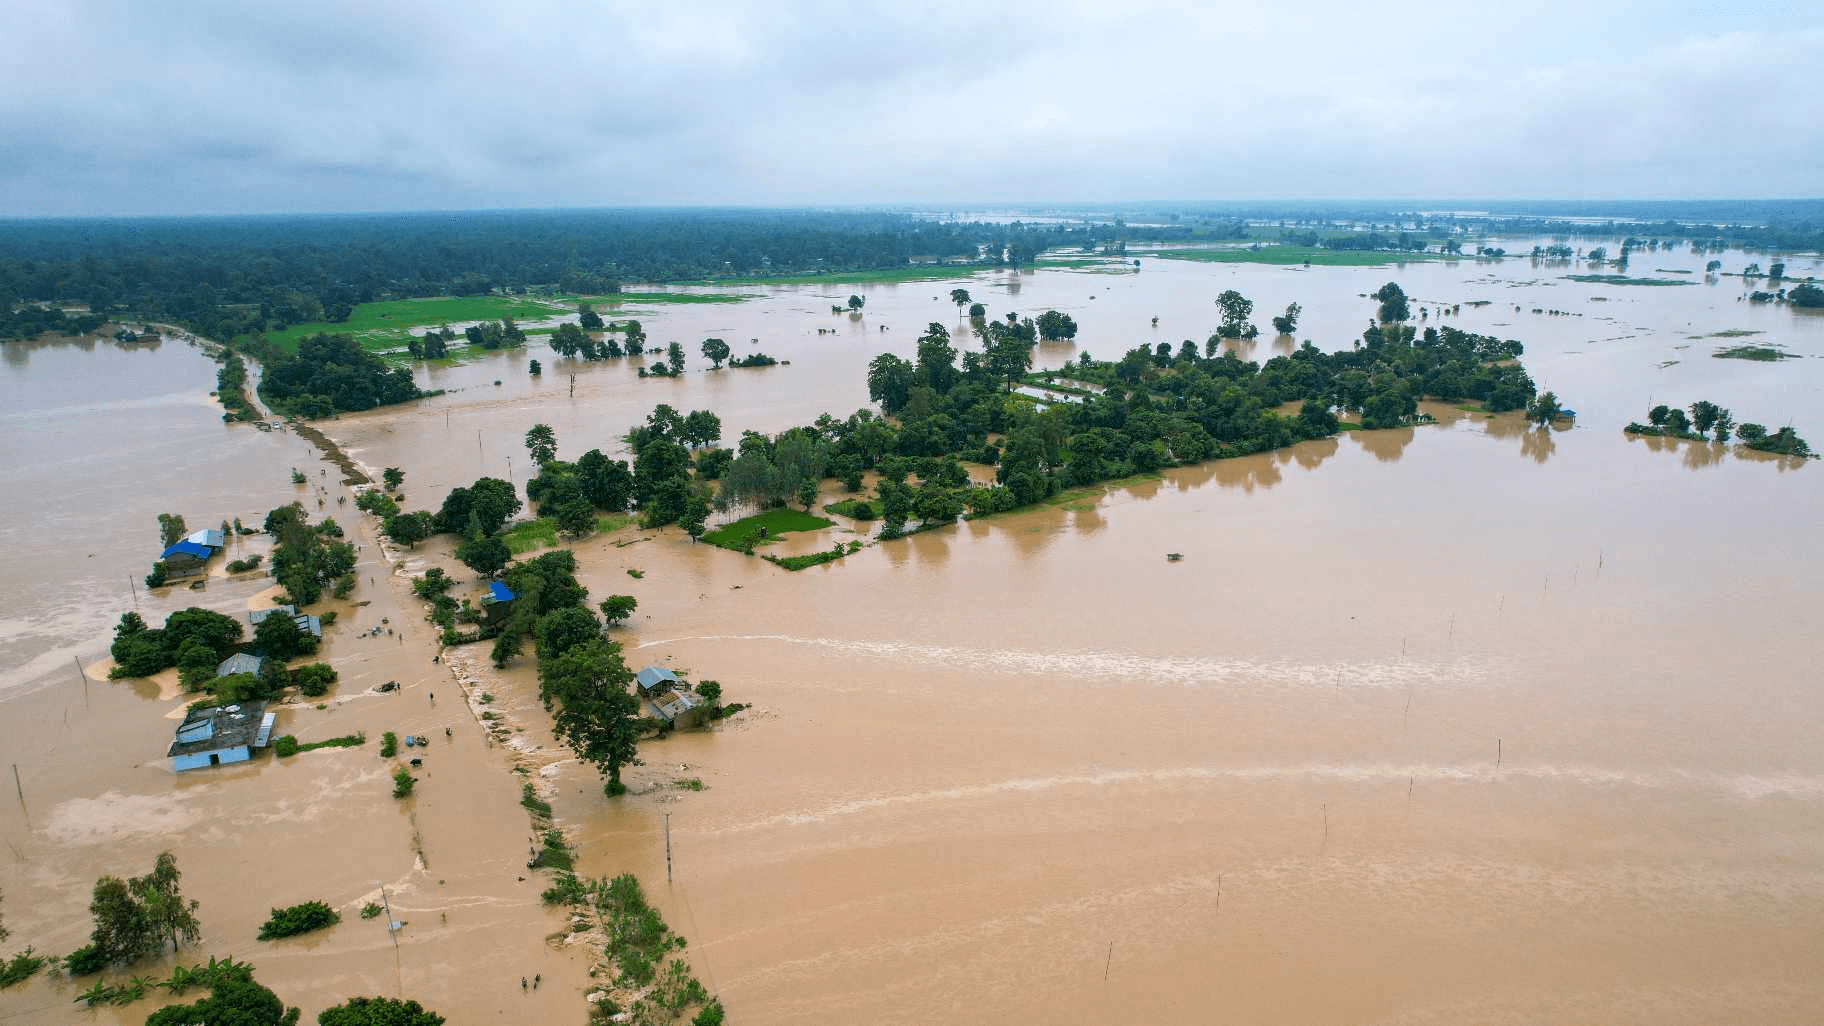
[4,241,1823,1024]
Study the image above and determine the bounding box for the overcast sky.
[3,0,1819,216]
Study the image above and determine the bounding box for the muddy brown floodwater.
[4,241,1824,1024]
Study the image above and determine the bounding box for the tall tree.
[700,337,731,369]
[1216,290,1255,338]
[158,513,189,548]
[1374,282,1410,322]
[539,640,642,795]
[847,294,865,312]
[950,288,971,315]
[868,353,915,414]
[1271,302,1301,335]
[525,424,557,467]
[133,852,202,956]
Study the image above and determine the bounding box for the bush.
[360,902,383,920]
[392,767,416,799]
[380,732,398,758]
[292,663,337,697]
[63,944,108,976]
[258,900,339,940]
[693,998,726,1026]
[0,948,46,988]
[273,735,299,758]
[225,554,264,573]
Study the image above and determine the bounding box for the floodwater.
[4,239,1824,1024]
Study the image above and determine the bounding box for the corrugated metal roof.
[488,581,516,603]
[216,653,265,678]
[168,700,268,758]
[161,540,212,560]
[247,605,298,624]
[636,666,679,692]
[185,529,225,549]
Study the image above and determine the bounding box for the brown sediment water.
[3,241,1824,1024]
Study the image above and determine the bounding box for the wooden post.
[1497,738,1502,768]
[76,657,89,708]
[12,763,21,801]
[129,575,139,610]
[664,813,672,883]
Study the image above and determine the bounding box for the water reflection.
[1624,431,1728,470]
[1519,426,1556,465]
[1349,426,1415,463]
[1072,506,1106,537]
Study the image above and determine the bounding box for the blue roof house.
[481,582,517,625]
[168,701,272,771]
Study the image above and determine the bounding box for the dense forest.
[0,209,1187,345]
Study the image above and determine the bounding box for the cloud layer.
[3,0,1819,215]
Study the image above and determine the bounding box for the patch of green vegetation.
[1150,245,1444,267]
[360,902,382,920]
[0,948,46,989]
[1713,345,1793,361]
[258,901,339,940]
[1455,403,1487,413]
[595,513,634,534]
[380,731,398,758]
[392,766,416,799]
[675,778,705,791]
[1563,274,1696,286]
[521,782,553,822]
[1694,329,1762,338]
[264,295,557,354]
[823,498,881,520]
[701,508,834,551]
[765,540,865,571]
[276,731,366,757]
[501,517,561,554]
[531,828,572,871]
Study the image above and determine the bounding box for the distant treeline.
[0,209,1228,348]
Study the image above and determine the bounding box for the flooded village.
[3,225,1824,1026]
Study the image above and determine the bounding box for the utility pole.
[75,657,89,708]
[664,813,673,882]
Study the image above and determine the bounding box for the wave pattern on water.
[635,632,1496,692]
[703,760,1824,836]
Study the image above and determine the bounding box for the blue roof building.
[161,540,213,561]
[168,701,271,771]
[488,582,516,603]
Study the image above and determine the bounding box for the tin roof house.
[168,701,275,771]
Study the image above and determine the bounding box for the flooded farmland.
[4,241,1823,1025]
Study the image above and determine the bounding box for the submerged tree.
[539,639,642,796]
[1374,282,1410,323]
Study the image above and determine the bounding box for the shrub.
[292,663,337,697]
[380,731,399,758]
[360,902,383,920]
[693,998,726,1026]
[273,735,299,758]
[258,901,339,940]
[392,767,416,799]
[0,948,46,989]
[63,944,108,976]
[225,555,264,573]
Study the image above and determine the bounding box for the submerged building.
[167,701,275,771]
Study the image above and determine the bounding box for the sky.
[2,0,1820,217]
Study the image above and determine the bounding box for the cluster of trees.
[109,608,243,681]
[258,334,425,418]
[1628,400,1811,456]
[0,303,106,340]
[67,853,200,974]
[266,502,357,606]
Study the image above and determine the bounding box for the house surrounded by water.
[635,665,706,728]
[168,700,275,771]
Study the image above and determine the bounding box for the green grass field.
[1147,245,1446,267]
[701,508,833,550]
[265,296,559,353]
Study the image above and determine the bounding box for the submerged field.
[6,235,1824,1025]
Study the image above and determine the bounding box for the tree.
[382,467,404,492]
[1374,282,1410,322]
[578,303,605,330]
[88,875,153,964]
[797,477,819,511]
[1688,400,1721,437]
[1526,390,1563,426]
[666,341,685,375]
[1705,259,1723,273]
[700,337,731,369]
[867,353,914,414]
[1663,407,1690,433]
[1769,262,1786,280]
[1712,408,1734,443]
[1743,262,1762,277]
[255,611,318,660]
[157,513,190,549]
[576,450,634,511]
[950,288,971,315]
[1271,302,1301,335]
[456,534,511,577]
[134,852,201,957]
[913,322,959,393]
[1790,283,1824,308]
[599,595,637,627]
[1216,290,1255,338]
[968,302,985,318]
[317,997,446,1026]
[525,424,557,467]
[847,294,865,312]
[383,511,434,547]
[554,496,597,537]
[1737,422,1768,444]
[680,409,723,449]
[1648,404,1670,426]
[537,606,603,661]
[539,640,642,795]
[1035,310,1078,341]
